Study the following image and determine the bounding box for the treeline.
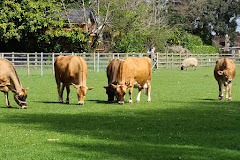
[0,0,240,53]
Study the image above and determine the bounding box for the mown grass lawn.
[0,67,240,160]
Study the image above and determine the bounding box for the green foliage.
[114,32,149,53]
[167,28,219,54]
[0,0,88,52]
[167,0,240,45]
[190,45,219,54]
[38,28,88,52]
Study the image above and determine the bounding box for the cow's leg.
[60,84,65,103]
[4,92,12,108]
[227,83,232,101]
[225,84,229,100]
[129,86,133,104]
[136,89,142,103]
[147,82,151,102]
[66,85,70,104]
[57,81,63,103]
[218,81,223,100]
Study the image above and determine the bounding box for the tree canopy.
[0,0,239,53]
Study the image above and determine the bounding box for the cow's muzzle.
[118,101,124,105]
[78,101,84,105]
[227,80,233,84]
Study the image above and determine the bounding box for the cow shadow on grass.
[87,99,116,104]
[33,101,61,104]
[1,100,240,159]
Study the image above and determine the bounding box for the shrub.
[190,45,219,54]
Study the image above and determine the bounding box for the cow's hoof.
[228,97,232,101]
[59,101,63,103]
[7,106,13,108]
[147,100,151,102]
[218,96,223,100]
[129,100,133,104]
[136,100,140,103]
[66,102,69,104]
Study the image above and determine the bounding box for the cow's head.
[72,83,93,105]
[13,87,29,109]
[217,69,234,84]
[104,84,116,102]
[111,84,127,104]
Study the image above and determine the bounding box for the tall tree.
[167,0,240,45]
[0,0,88,52]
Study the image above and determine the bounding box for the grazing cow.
[0,58,29,109]
[214,58,236,101]
[104,59,122,102]
[181,57,198,70]
[111,57,152,104]
[54,55,93,105]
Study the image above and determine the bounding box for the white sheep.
[181,57,198,70]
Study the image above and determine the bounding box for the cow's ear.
[87,87,94,90]
[25,87,29,91]
[103,86,108,89]
[111,84,117,89]
[12,89,17,93]
[72,83,78,89]
[217,71,224,75]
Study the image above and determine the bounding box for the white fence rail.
[1,52,240,75]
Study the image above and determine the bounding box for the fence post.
[1,53,4,58]
[139,53,142,57]
[52,53,55,74]
[72,52,74,55]
[112,53,114,59]
[156,52,159,69]
[12,54,15,65]
[179,52,181,68]
[117,53,119,59]
[165,50,168,68]
[97,52,100,72]
[94,52,96,71]
[41,52,43,76]
[35,52,37,68]
[197,53,199,67]
[27,53,30,75]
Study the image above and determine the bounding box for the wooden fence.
[1,52,240,75]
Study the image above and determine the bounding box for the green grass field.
[1,67,240,160]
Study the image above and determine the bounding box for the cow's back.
[107,59,122,85]
[0,58,17,84]
[55,55,87,84]
[123,57,152,86]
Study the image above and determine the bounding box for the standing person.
[147,47,156,72]
[147,47,155,59]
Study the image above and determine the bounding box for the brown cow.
[111,57,152,104]
[54,55,93,105]
[0,58,29,109]
[104,59,122,102]
[214,58,236,101]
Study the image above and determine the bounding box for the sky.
[236,19,240,32]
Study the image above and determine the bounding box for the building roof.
[60,8,96,24]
